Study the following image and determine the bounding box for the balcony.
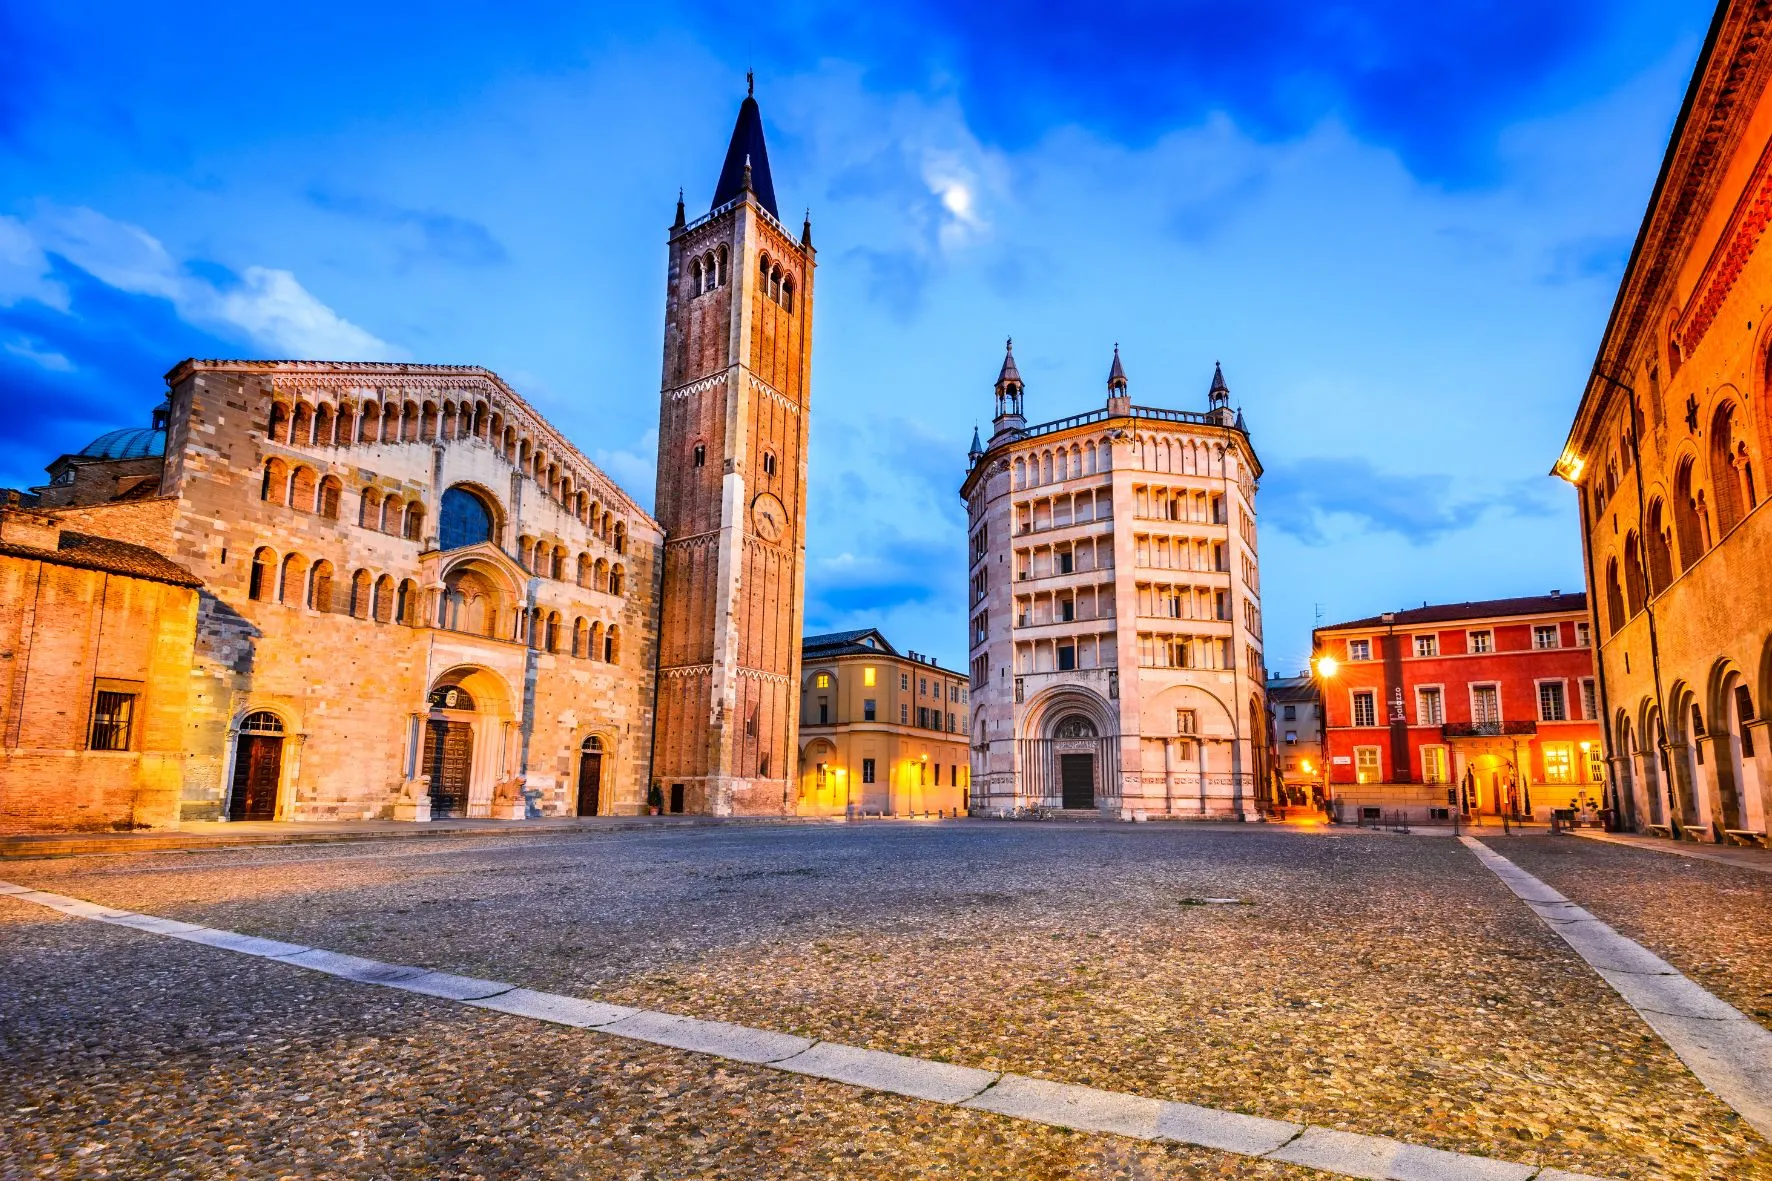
[1442,720,1537,739]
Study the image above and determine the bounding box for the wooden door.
[577,753,602,816]
[1060,753,1095,810]
[424,720,474,818]
[229,735,283,821]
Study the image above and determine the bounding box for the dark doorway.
[424,720,474,818]
[1060,753,1095,810]
[669,782,686,813]
[228,712,285,820]
[577,737,603,816]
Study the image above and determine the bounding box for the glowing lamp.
[1315,656,1339,678]
[1554,451,1585,484]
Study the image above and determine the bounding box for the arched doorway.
[1054,714,1098,810]
[577,736,604,816]
[424,683,477,818]
[228,711,285,821]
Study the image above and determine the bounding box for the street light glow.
[1316,655,1339,678]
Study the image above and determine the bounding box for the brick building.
[796,629,969,817]
[1266,671,1324,810]
[1555,0,1772,843]
[0,509,202,831]
[0,87,812,829]
[1314,594,1604,824]
[961,345,1267,818]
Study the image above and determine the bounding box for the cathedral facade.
[961,344,1268,819]
[0,90,809,830]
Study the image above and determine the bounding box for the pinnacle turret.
[1107,343,1128,393]
[991,337,1026,438]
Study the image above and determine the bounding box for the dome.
[77,427,165,461]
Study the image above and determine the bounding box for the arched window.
[279,553,307,606]
[314,403,334,446]
[292,403,313,444]
[249,547,274,601]
[317,476,342,520]
[609,563,624,596]
[605,625,620,663]
[268,402,290,443]
[693,443,706,467]
[290,466,317,512]
[420,402,438,441]
[589,621,604,661]
[439,486,494,551]
[1604,557,1625,636]
[691,257,704,294]
[577,552,592,586]
[1646,499,1674,594]
[552,546,567,580]
[402,401,420,442]
[381,496,401,535]
[546,611,562,653]
[358,403,379,443]
[594,557,608,589]
[439,564,498,636]
[262,458,288,505]
[716,245,728,285]
[383,404,401,443]
[308,560,335,613]
[335,403,354,444]
[1674,455,1705,571]
[359,488,382,529]
[350,569,373,618]
[1710,401,1747,535]
[396,578,417,625]
[613,523,626,554]
[403,501,424,541]
[573,617,589,658]
[373,574,395,623]
[1623,532,1645,615]
[782,277,794,313]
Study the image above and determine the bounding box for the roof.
[76,426,165,461]
[710,93,779,218]
[1209,362,1229,396]
[803,628,901,659]
[996,338,1022,388]
[1107,345,1127,389]
[1267,674,1316,697]
[0,530,202,588]
[1319,593,1589,633]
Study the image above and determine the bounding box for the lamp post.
[1314,654,1339,818]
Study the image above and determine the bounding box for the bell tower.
[652,82,815,815]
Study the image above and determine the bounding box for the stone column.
[1743,720,1772,832]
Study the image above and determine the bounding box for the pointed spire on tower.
[1107,343,1128,393]
[996,337,1022,391]
[1234,407,1248,434]
[1207,360,1233,423]
[711,82,779,217]
[673,188,686,230]
[1210,361,1229,397]
[802,208,813,248]
[969,423,985,463]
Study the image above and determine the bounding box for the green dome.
[78,427,165,460]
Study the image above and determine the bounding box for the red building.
[1313,593,1604,824]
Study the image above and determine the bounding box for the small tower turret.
[1207,361,1234,425]
[990,337,1026,442]
[968,423,985,465]
[1106,343,1130,415]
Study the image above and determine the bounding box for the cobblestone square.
[3,823,1768,1179]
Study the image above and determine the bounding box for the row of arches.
[758,252,796,311]
[1137,434,1230,478]
[262,459,424,540]
[266,392,629,548]
[690,246,728,296]
[437,561,622,660]
[516,537,627,596]
[1013,437,1113,489]
[1611,645,1772,837]
[246,548,421,625]
[1602,398,1759,634]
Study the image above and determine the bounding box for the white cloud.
[594,428,658,512]
[25,205,401,360]
[4,336,73,372]
[0,215,69,311]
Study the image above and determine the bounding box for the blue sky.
[0,1,1714,672]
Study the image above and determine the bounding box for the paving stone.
[773,1041,998,1103]
[962,1073,1165,1140]
[1153,1100,1301,1155]
[599,1010,814,1064]
[0,879,30,893]
[1523,900,1595,925]
[1550,921,1679,975]
[165,926,310,958]
[1535,1171,1620,1181]
[98,912,208,935]
[382,970,516,1001]
[1384,1142,1537,1180]
[1632,1010,1772,1141]
[279,947,429,984]
[462,987,637,1028]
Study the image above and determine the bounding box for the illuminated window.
[89,689,136,751]
[864,667,876,687]
[1587,746,1604,783]
[1543,742,1574,783]
[815,673,830,688]
[1354,746,1381,784]
[1421,745,1448,784]
[862,758,876,784]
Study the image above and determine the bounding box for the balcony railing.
[1442,720,1537,739]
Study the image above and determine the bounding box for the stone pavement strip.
[0,876,1604,1181]
[1463,836,1772,1143]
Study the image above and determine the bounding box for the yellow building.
[796,629,970,817]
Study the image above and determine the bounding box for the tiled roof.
[1320,593,1588,633]
[0,531,203,588]
[802,628,900,658]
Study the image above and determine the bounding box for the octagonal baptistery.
[960,343,1270,819]
[137,360,662,822]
